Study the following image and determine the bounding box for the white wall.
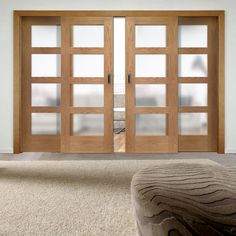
[0,0,235,153]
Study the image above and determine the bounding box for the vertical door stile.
[60,17,113,153]
[167,17,178,151]
[126,17,179,153]
[104,18,113,152]
[61,17,71,152]
[126,18,135,152]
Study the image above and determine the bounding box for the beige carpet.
[0,159,219,236]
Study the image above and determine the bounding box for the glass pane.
[73,55,104,77]
[32,84,60,106]
[31,54,61,77]
[179,84,207,106]
[73,114,104,136]
[135,55,166,77]
[72,25,104,48]
[136,84,166,107]
[31,25,61,48]
[179,25,208,48]
[31,113,60,135]
[179,113,207,135]
[73,84,104,107]
[179,54,207,77]
[135,25,166,48]
[136,114,166,136]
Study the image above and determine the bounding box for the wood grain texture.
[131,164,236,236]
[14,11,224,17]
[60,17,113,153]
[178,17,218,152]
[218,13,225,153]
[126,17,178,153]
[13,12,22,153]
[21,17,61,152]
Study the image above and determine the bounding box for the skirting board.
[0,148,14,153]
[225,149,236,154]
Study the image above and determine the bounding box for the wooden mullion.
[178,78,209,83]
[178,48,208,54]
[69,78,104,84]
[135,48,169,54]
[135,107,168,114]
[70,48,104,54]
[178,106,208,113]
[31,77,61,83]
[70,107,104,114]
[31,107,61,112]
[31,47,61,54]
[135,78,168,84]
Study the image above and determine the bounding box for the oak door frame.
[14,10,225,154]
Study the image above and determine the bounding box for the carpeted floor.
[0,159,221,236]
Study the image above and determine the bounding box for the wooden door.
[21,16,113,153]
[178,17,218,151]
[22,17,61,152]
[60,17,113,153]
[126,17,178,153]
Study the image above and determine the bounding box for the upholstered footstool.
[131,163,236,236]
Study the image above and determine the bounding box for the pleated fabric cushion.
[131,163,236,236]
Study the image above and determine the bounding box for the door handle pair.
[107,74,131,84]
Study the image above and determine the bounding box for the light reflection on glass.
[32,84,60,106]
[136,114,166,136]
[73,114,104,136]
[178,113,207,135]
[135,84,166,107]
[73,84,104,107]
[179,54,207,77]
[31,113,60,135]
[179,84,207,107]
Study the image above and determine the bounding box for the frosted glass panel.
[179,25,207,48]
[73,84,104,107]
[135,25,166,48]
[73,55,104,77]
[179,113,207,135]
[31,113,60,135]
[73,25,104,48]
[179,54,207,77]
[73,114,104,136]
[136,84,166,107]
[31,54,61,77]
[31,25,61,48]
[136,114,166,136]
[32,84,60,106]
[135,55,166,77]
[179,84,208,106]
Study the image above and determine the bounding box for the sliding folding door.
[126,17,178,153]
[22,16,113,153]
[178,17,218,151]
[22,17,62,151]
[20,13,219,153]
[60,17,113,153]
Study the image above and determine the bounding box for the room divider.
[15,11,224,153]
